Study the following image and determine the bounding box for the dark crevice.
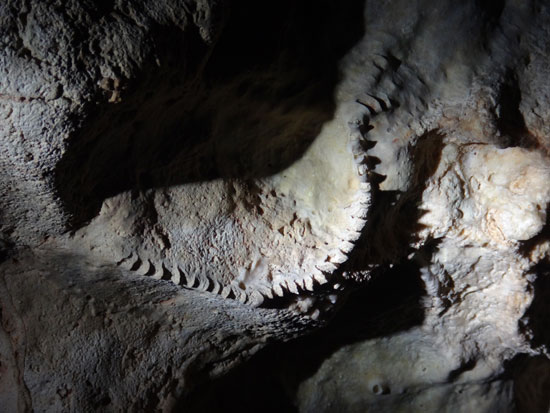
[448,358,477,381]
[520,260,550,352]
[179,259,427,413]
[345,129,444,270]
[495,69,539,149]
[502,354,550,413]
[476,0,505,23]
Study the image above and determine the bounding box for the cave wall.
[1,0,550,412]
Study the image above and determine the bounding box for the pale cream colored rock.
[72,75,373,312]
[296,138,550,411]
[291,0,550,411]
[2,0,550,411]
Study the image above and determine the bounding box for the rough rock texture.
[290,1,550,411]
[0,249,314,412]
[1,0,367,410]
[294,144,550,412]
[0,0,221,244]
[2,0,550,412]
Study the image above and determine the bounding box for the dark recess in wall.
[476,0,505,22]
[495,69,540,150]
[179,260,426,412]
[54,0,365,228]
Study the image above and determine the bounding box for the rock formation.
[1,0,550,411]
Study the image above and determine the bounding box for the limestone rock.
[1,0,550,412]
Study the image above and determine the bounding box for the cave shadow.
[497,211,550,413]
[518,259,550,358]
[179,130,447,412]
[494,68,542,151]
[54,0,366,227]
[517,205,550,352]
[501,354,550,413]
[179,249,437,413]
[341,129,446,272]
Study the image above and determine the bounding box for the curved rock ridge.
[108,105,373,311]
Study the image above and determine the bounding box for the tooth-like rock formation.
[79,106,371,311]
[1,0,550,412]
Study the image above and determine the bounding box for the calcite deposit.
[1,0,550,412]
[77,107,371,311]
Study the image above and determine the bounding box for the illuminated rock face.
[1,0,550,412]
[289,1,550,411]
[295,143,550,412]
[76,110,371,313]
